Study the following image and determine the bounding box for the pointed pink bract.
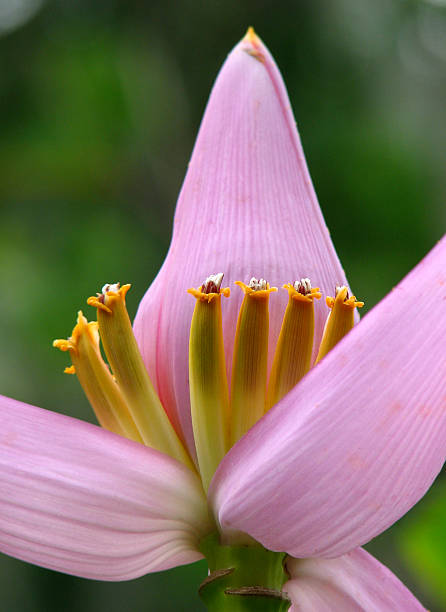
[134,33,349,453]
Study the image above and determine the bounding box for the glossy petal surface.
[285,548,425,611]
[211,237,446,557]
[0,396,209,580]
[134,33,349,452]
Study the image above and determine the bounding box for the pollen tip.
[88,283,125,312]
[294,278,312,296]
[328,286,363,309]
[101,282,120,295]
[284,279,320,302]
[236,278,276,296]
[189,273,229,301]
[64,365,76,375]
[201,273,224,294]
[335,285,349,300]
[249,277,268,291]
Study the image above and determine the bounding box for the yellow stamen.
[315,285,364,364]
[188,274,230,491]
[230,279,277,445]
[267,279,321,410]
[87,283,194,470]
[53,312,142,442]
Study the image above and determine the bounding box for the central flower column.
[199,533,291,611]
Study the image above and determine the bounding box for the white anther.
[294,278,312,295]
[202,273,224,294]
[101,282,120,295]
[249,277,268,291]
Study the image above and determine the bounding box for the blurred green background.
[0,0,445,610]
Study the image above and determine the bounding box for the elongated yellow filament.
[230,280,276,445]
[267,282,321,410]
[87,284,194,470]
[53,312,143,443]
[315,286,364,364]
[188,282,230,491]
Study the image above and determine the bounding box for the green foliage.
[398,483,446,609]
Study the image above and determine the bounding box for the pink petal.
[134,32,349,453]
[285,548,426,611]
[0,395,210,580]
[210,236,446,558]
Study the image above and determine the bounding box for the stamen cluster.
[188,273,363,490]
[53,275,363,494]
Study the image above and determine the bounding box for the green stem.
[199,533,291,612]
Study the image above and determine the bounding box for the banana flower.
[1,29,445,611]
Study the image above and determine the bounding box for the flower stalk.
[199,533,291,612]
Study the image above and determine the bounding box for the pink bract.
[285,548,425,610]
[133,32,350,454]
